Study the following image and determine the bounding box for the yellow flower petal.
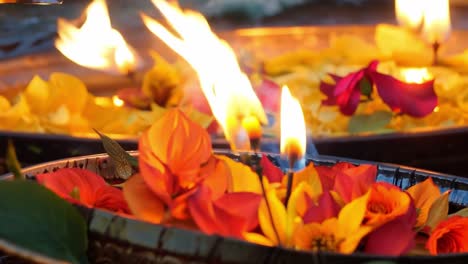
[259,188,287,245]
[216,155,262,194]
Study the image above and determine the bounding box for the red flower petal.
[188,184,261,238]
[333,164,377,203]
[260,154,283,183]
[37,168,129,213]
[364,217,416,255]
[302,191,341,224]
[370,71,437,117]
[214,192,262,231]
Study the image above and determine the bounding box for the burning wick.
[241,116,262,151]
[421,0,451,65]
[280,86,306,206]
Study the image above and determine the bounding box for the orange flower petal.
[139,134,173,204]
[199,156,229,200]
[426,216,468,255]
[123,173,165,224]
[284,163,322,200]
[216,155,262,194]
[146,109,212,189]
[37,168,128,213]
[365,182,413,227]
[214,192,262,231]
[407,178,442,228]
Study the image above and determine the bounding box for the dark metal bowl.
[1,151,467,263]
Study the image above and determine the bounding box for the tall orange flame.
[55,0,140,75]
[141,0,267,150]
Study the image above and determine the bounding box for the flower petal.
[216,155,262,194]
[426,215,468,254]
[407,178,442,228]
[258,188,287,245]
[260,155,284,183]
[364,217,416,256]
[371,71,437,117]
[37,168,113,209]
[303,191,341,224]
[123,173,165,224]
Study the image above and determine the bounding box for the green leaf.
[94,129,136,179]
[0,181,88,263]
[425,191,450,232]
[359,77,373,97]
[6,140,24,180]
[348,111,393,134]
[449,207,468,218]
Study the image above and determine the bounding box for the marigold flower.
[294,193,373,253]
[426,216,468,255]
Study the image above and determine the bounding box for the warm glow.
[395,0,424,30]
[55,0,140,74]
[421,0,451,44]
[241,116,262,140]
[280,86,306,163]
[142,0,267,150]
[112,95,124,107]
[400,68,433,84]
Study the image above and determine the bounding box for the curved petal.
[37,168,105,207]
[364,217,416,256]
[216,155,262,194]
[371,71,437,117]
[260,155,284,183]
[199,156,229,199]
[139,132,173,204]
[123,174,165,224]
[407,178,441,228]
[258,189,287,245]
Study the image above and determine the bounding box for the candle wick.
[284,169,294,207]
[432,42,440,66]
[284,151,299,207]
[249,137,260,152]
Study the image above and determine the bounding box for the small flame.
[421,0,451,44]
[55,0,140,74]
[280,86,306,164]
[112,95,124,107]
[141,0,267,150]
[395,0,424,30]
[400,68,432,84]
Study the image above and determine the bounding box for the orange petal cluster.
[124,108,261,238]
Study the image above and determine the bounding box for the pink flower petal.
[370,71,437,117]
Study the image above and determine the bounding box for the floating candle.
[280,85,306,205]
[395,0,424,30]
[400,68,433,84]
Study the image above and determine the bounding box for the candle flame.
[421,0,451,44]
[395,0,424,30]
[112,95,124,107]
[55,0,140,75]
[400,68,432,84]
[280,85,306,163]
[141,0,267,150]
